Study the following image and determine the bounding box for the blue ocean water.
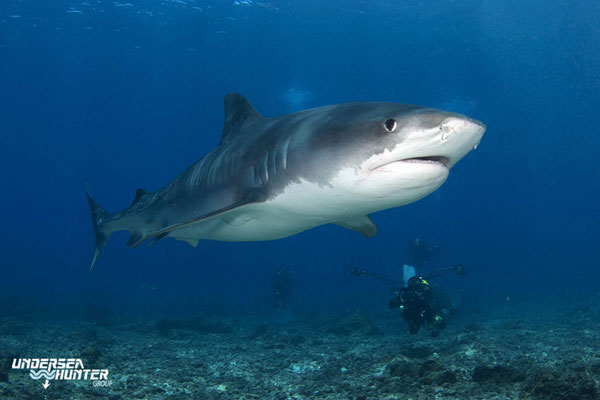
[1,0,599,323]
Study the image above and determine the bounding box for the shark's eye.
[384,119,397,132]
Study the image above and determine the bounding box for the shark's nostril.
[440,124,452,141]
[473,120,487,133]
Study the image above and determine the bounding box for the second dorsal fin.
[131,188,148,206]
[220,93,263,145]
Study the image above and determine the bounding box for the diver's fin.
[334,214,378,238]
[130,188,148,206]
[220,93,263,145]
[128,190,266,248]
[85,182,113,271]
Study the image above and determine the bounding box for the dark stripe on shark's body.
[86,93,485,270]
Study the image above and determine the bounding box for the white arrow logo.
[29,369,55,389]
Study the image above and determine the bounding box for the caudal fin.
[85,182,112,271]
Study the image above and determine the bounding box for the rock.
[384,356,419,378]
[526,370,598,400]
[79,345,103,366]
[248,322,268,339]
[419,359,458,385]
[0,357,9,383]
[402,345,433,359]
[420,359,443,375]
[437,370,458,384]
[287,334,306,346]
[472,365,526,384]
[322,311,381,336]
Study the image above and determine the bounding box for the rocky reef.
[0,302,599,399]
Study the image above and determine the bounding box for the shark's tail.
[85,182,113,271]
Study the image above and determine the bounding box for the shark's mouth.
[370,155,450,172]
[400,156,449,167]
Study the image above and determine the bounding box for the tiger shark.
[86,93,485,269]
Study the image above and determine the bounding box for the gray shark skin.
[87,93,485,269]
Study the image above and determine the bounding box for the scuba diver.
[409,235,440,268]
[272,267,294,309]
[351,264,466,337]
[388,275,444,337]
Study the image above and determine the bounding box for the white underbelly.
[172,204,319,242]
[169,167,445,243]
[170,178,364,242]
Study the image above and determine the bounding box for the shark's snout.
[440,116,486,143]
[435,115,485,168]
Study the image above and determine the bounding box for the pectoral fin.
[128,190,265,247]
[334,215,378,238]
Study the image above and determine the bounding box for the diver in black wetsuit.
[352,264,465,337]
[388,276,445,337]
[389,264,465,336]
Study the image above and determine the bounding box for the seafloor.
[1,300,599,400]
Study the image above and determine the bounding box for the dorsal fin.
[220,93,263,144]
[131,188,148,206]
